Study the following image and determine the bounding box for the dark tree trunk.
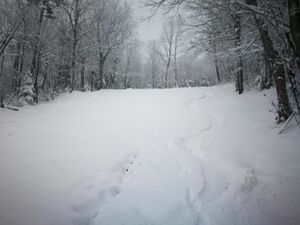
[174,43,179,87]
[246,0,292,121]
[80,58,85,92]
[90,71,95,91]
[90,76,94,92]
[33,48,42,103]
[17,41,25,93]
[0,55,5,108]
[71,29,77,91]
[289,0,300,59]
[286,0,300,112]
[233,13,244,94]
[70,29,77,91]
[213,45,221,84]
[124,57,129,89]
[152,74,155,89]
[30,4,45,103]
[260,30,291,121]
[165,60,170,89]
[263,53,272,88]
[12,41,22,93]
[41,62,48,91]
[97,54,105,90]
[151,60,156,88]
[124,75,127,89]
[70,0,80,92]
[174,67,178,87]
[0,88,4,108]
[237,59,244,94]
[71,41,77,91]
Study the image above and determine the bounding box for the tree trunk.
[71,42,77,91]
[0,87,4,108]
[286,0,300,112]
[12,41,22,93]
[233,12,244,94]
[165,60,170,89]
[289,0,300,59]
[17,40,25,93]
[151,58,156,89]
[71,28,77,91]
[0,19,22,57]
[124,76,127,89]
[90,72,95,91]
[263,52,272,89]
[259,28,291,121]
[174,43,179,87]
[97,54,105,90]
[70,0,80,92]
[124,56,130,89]
[152,74,155,88]
[236,59,244,94]
[33,48,42,103]
[246,0,292,121]
[80,59,85,92]
[30,4,45,103]
[165,70,168,88]
[0,55,5,108]
[41,62,48,91]
[174,67,178,88]
[213,45,221,84]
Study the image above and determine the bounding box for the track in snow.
[1,86,300,225]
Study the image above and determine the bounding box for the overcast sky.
[129,0,163,42]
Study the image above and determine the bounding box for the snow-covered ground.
[0,84,300,225]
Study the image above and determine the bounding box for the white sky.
[129,0,163,42]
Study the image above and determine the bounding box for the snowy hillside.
[0,84,300,225]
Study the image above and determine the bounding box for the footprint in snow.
[239,169,259,193]
[70,152,139,225]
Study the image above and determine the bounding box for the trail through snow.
[0,85,300,225]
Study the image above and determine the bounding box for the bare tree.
[63,0,92,91]
[148,40,160,88]
[0,0,24,57]
[242,0,291,121]
[122,39,141,89]
[231,3,244,94]
[92,0,134,90]
[27,0,63,102]
[145,0,297,121]
[173,17,185,87]
[157,20,175,88]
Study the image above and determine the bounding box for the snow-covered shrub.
[17,73,35,106]
[83,84,91,92]
[39,89,52,102]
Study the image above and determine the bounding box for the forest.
[0,0,299,123]
[1,1,300,225]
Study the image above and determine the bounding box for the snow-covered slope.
[0,84,299,225]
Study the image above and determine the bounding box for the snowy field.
[0,84,300,225]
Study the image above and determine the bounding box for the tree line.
[0,0,136,106]
[146,0,300,122]
[1,0,300,123]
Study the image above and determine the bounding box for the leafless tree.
[92,0,134,90]
[148,40,160,88]
[122,39,141,89]
[145,0,298,121]
[63,0,92,91]
[156,20,175,88]
[173,17,185,87]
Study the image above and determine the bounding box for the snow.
[0,84,300,225]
